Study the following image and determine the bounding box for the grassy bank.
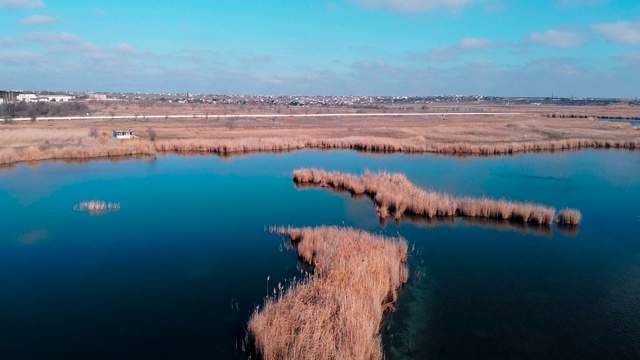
[293,169,582,225]
[1,112,639,165]
[156,136,640,156]
[249,226,409,360]
[3,135,638,166]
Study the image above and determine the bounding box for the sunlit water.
[1,150,638,359]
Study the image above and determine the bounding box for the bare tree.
[147,127,157,142]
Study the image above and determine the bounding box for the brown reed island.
[556,208,583,226]
[293,169,583,226]
[74,200,120,215]
[249,226,409,360]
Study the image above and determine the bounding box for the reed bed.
[249,226,409,360]
[1,123,638,166]
[293,169,582,225]
[0,128,88,147]
[154,137,640,157]
[556,208,583,226]
[74,200,120,215]
[0,142,156,165]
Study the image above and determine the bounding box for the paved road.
[10,112,523,122]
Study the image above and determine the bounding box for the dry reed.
[2,126,639,166]
[74,200,120,215]
[293,169,578,225]
[154,137,640,157]
[556,208,582,226]
[249,226,409,360]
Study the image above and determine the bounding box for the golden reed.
[249,226,409,360]
[293,169,582,226]
[2,134,638,165]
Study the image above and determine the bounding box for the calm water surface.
[1,150,639,359]
[599,118,640,126]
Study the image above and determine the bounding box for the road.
[9,112,523,122]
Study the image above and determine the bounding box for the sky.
[1,0,639,97]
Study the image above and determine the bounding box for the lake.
[1,150,639,359]
[599,118,640,127]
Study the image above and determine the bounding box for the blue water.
[599,118,640,127]
[0,150,639,359]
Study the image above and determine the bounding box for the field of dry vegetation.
[1,103,639,165]
[250,226,409,360]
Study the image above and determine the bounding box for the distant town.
[1,90,637,108]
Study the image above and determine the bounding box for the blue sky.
[1,0,639,97]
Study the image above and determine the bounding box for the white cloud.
[557,0,602,7]
[613,51,640,64]
[459,38,494,49]
[410,38,497,62]
[0,0,44,9]
[94,7,106,17]
[1,38,20,47]
[326,2,338,10]
[21,14,56,26]
[529,29,587,48]
[115,43,139,55]
[239,54,273,64]
[592,21,640,45]
[0,50,42,64]
[24,32,80,44]
[349,0,481,12]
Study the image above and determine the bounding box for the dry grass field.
[1,103,638,165]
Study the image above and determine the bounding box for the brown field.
[1,103,639,165]
[293,168,582,225]
[249,226,409,360]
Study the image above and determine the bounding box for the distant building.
[17,93,74,103]
[17,94,38,102]
[88,93,108,101]
[113,129,134,140]
[45,94,74,102]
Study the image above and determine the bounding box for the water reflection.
[390,214,555,238]
[17,229,48,245]
[297,182,558,237]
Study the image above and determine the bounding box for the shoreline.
[2,109,638,165]
[1,136,638,166]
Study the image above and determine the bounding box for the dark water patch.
[0,150,639,359]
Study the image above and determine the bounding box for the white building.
[17,94,38,102]
[47,95,74,102]
[17,93,74,103]
[113,129,134,140]
[88,93,108,101]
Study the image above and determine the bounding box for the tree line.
[1,101,90,121]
